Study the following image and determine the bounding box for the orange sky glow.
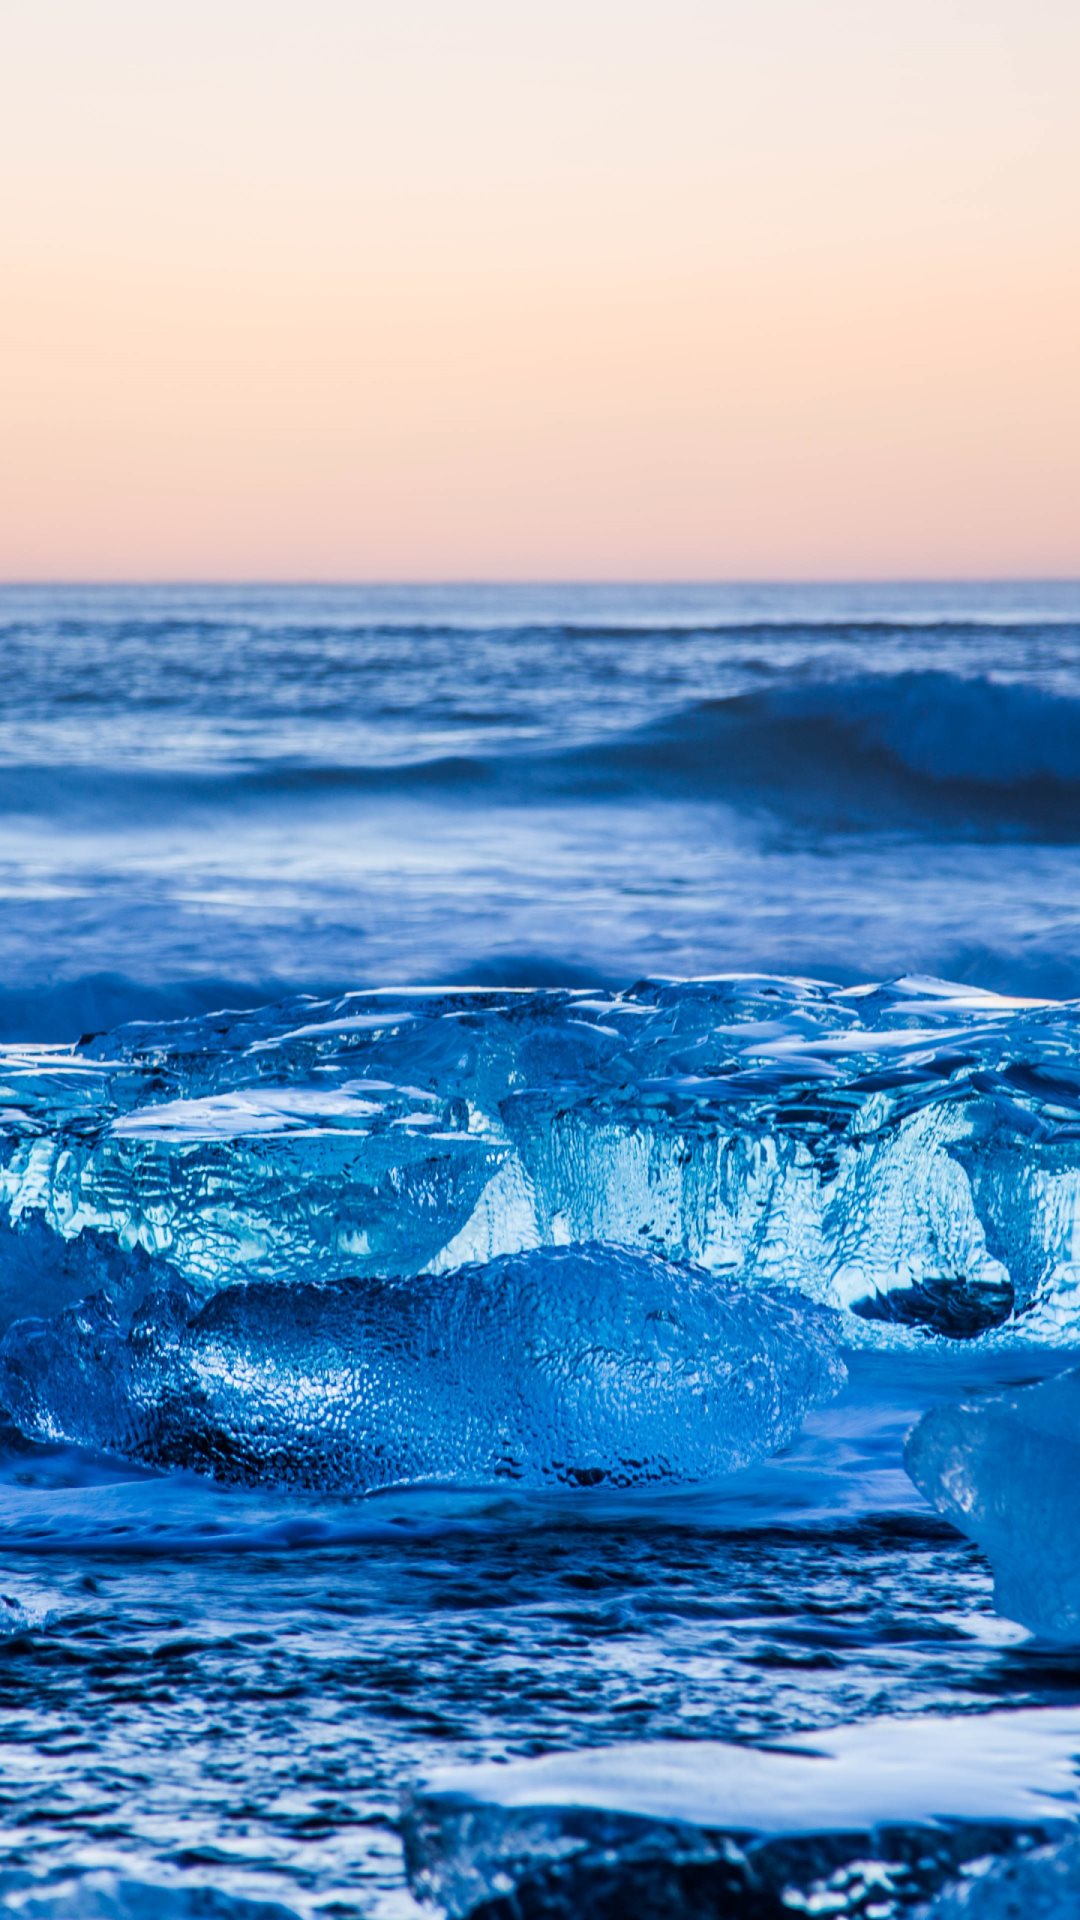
[2,0,1078,580]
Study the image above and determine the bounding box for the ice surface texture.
[0,1245,844,1493]
[905,1367,1080,1640]
[921,1834,1080,1916]
[2,974,1079,1343]
[402,1708,1080,1919]
[0,1878,299,1919]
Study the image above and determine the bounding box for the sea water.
[1,581,1080,1917]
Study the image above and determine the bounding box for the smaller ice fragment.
[0,1244,844,1494]
[0,1875,301,1917]
[921,1834,1080,1916]
[905,1368,1080,1640]
[401,1709,1080,1919]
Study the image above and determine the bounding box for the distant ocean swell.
[3,672,1080,834]
[578,672,1080,827]
[0,614,1072,642]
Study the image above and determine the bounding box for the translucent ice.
[402,1708,1080,1919]
[921,1834,1080,1917]
[906,1367,1080,1640]
[0,1214,168,1335]
[0,1876,301,1918]
[3,976,1080,1341]
[0,1244,844,1493]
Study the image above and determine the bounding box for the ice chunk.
[905,1367,1080,1640]
[3,976,1079,1340]
[0,1244,843,1494]
[402,1708,1080,1919]
[0,1874,301,1917]
[922,1834,1080,1916]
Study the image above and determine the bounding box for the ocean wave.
[3,614,1076,642]
[2,673,1077,835]
[572,672,1080,831]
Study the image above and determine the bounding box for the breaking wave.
[591,673,1080,829]
[4,673,1078,836]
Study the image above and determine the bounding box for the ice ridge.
[2,975,1079,1342]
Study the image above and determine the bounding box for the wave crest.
[6,673,1076,836]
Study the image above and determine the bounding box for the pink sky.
[2,0,1078,580]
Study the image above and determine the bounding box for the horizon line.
[2,575,1079,591]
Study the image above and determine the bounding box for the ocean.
[1,580,1079,1039]
[2,581,1080,1918]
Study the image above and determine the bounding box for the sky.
[1,0,1078,581]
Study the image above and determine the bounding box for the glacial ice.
[0,1876,301,1918]
[402,1708,1080,1919]
[0,1245,844,1492]
[905,1367,1080,1640]
[0,1215,168,1336]
[922,1834,1080,1917]
[2,975,1079,1343]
